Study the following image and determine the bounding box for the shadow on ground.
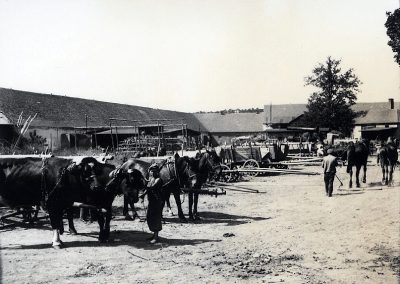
[334,191,365,196]
[164,211,271,226]
[0,229,220,251]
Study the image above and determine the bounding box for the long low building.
[0,88,266,150]
[1,87,398,152]
[0,88,207,150]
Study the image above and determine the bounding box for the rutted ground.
[1,162,399,284]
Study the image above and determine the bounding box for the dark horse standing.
[346,140,369,188]
[377,139,398,186]
[120,156,198,222]
[187,151,221,221]
[121,150,221,222]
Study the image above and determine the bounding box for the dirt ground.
[1,160,399,284]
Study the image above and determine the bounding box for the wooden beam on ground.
[222,168,320,175]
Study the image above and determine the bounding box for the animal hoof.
[124,215,133,221]
[179,216,188,223]
[188,216,195,222]
[69,228,78,235]
[149,238,160,244]
[52,241,64,249]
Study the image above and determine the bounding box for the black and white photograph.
[0,1,399,283]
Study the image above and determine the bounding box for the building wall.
[354,123,400,141]
[352,125,362,140]
[207,132,264,146]
[26,127,92,151]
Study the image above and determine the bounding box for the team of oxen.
[0,139,398,248]
[0,151,221,248]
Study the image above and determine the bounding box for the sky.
[0,0,399,112]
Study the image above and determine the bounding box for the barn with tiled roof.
[0,87,210,150]
[263,99,400,140]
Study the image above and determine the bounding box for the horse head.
[174,156,198,189]
[201,149,222,174]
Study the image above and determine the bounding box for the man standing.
[322,148,338,197]
[142,164,163,244]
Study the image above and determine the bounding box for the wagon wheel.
[231,165,241,182]
[242,159,260,177]
[219,164,232,182]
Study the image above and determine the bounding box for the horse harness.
[161,157,196,189]
[40,159,86,209]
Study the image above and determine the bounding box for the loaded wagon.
[217,143,289,181]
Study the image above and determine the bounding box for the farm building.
[0,88,207,151]
[351,99,400,140]
[263,99,400,141]
[193,112,266,146]
[1,87,398,152]
[263,104,308,140]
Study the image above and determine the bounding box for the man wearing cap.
[142,164,163,244]
[322,148,338,197]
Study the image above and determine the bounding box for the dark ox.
[0,156,139,248]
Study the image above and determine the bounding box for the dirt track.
[1,161,399,284]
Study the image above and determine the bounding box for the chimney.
[389,98,394,109]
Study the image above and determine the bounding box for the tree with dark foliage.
[385,8,400,65]
[300,57,361,136]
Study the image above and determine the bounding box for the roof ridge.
[0,87,188,114]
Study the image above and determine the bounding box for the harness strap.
[40,158,49,208]
[173,157,181,188]
[41,164,69,210]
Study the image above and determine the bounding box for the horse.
[121,150,221,222]
[346,140,369,188]
[186,150,221,221]
[377,139,398,186]
[109,161,148,220]
[119,156,198,222]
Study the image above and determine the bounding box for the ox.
[0,156,139,248]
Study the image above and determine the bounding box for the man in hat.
[322,148,338,197]
[141,164,163,244]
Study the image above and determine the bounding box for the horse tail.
[346,144,355,173]
[378,146,388,167]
